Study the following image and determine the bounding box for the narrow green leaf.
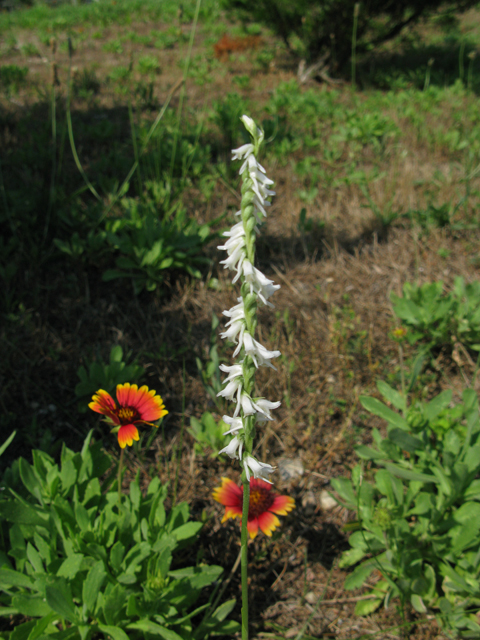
[381,463,438,483]
[0,431,16,457]
[0,568,34,589]
[127,620,183,640]
[376,381,406,412]
[360,396,408,430]
[83,560,107,615]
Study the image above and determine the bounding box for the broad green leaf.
[11,621,37,640]
[360,396,408,430]
[344,561,376,590]
[424,390,452,422]
[97,625,130,640]
[12,595,52,617]
[387,428,424,454]
[338,547,367,568]
[354,598,382,616]
[83,560,107,615]
[411,594,427,613]
[0,502,48,526]
[57,554,85,579]
[109,541,125,573]
[102,583,127,626]
[330,478,356,508]
[45,584,79,624]
[171,522,203,543]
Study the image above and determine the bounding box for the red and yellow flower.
[212,477,295,539]
[89,383,168,449]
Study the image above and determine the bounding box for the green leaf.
[171,521,203,543]
[11,621,37,640]
[83,560,107,616]
[0,501,48,526]
[26,611,58,640]
[0,431,16,457]
[381,463,438,484]
[26,543,44,574]
[45,584,79,624]
[12,595,52,618]
[212,598,236,622]
[0,568,34,589]
[57,554,85,579]
[411,594,427,613]
[97,625,130,640]
[338,547,367,568]
[360,396,408,430]
[109,541,125,573]
[127,620,184,640]
[19,459,43,503]
[344,561,376,590]
[354,598,382,616]
[355,445,388,461]
[376,381,406,412]
[424,390,452,422]
[387,428,424,453]
[102,583,127,626]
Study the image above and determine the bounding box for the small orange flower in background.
[213,477,295,539]
[89,383,168,449]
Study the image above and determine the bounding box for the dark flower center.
[117,406,140,425]
[248,487,275,519]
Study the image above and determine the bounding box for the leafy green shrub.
[220,0,478,71]
[0,64,28,95]
[0,432,238,640]
[75,346,145,412]
[391,277,480,352]
[103,201,215,294]
[332,382,480,637]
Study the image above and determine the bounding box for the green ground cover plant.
[0,431,237,640]
[333,383,480,638]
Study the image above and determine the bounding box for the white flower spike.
[217,115,282,482]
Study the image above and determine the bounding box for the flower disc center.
[248,487,274,519]
[117,406,139,424]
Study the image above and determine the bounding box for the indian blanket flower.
[213,477,295,539]
[89,383,168,448]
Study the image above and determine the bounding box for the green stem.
[118,448,124,511]
[240,473,250,640]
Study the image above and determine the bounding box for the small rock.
[278,458,304,481]
[319,489,338,511]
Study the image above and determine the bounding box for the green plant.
[75,346,145,412]
[0,432,239,640]
[137,55,161,75]
[332,383,480,638]
[188,412,227,456]
[211,92,248,160]
[0,64,28,95]
[391,277,480,352]
[103,202,215,294]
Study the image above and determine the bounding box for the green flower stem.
[240,472,250,640]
